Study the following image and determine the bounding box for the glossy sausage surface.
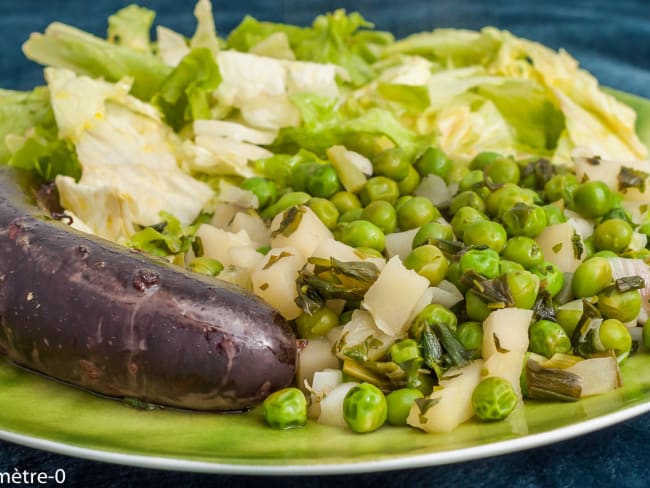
[0,168,296,410]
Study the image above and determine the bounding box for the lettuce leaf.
[152,48,221,131]
[107,4,155,53]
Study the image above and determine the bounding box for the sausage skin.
[0,168,296,411]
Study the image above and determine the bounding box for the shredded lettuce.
[107,4,155,53]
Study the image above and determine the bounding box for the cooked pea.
[598,318,632,360]
[330,191,362,214]
[263,388,308,429]
[307,197,340,229]
[457,321,483,354]
[338,208,364,223]
[307,163,342,198]
[390,339,421,364]
[386,388,424,425]
[411,304,458,339]
[592,218,633,253]
[499,259,525,275]
[484,156,520,185]
[450,206,487,240]
[412,222,454,248]
[470,151,502,170]
[343,383,388,433]
[465,290,491,321]
[397,165,421,195]
[505,270,539,309]
[449,190,486,215]
[530,261,564,297]
[501,236,544,269]
[361,200,397,234]
[542,204,567,225]
[501,203,547,237]
[572,257,613,298]
[597,287,642,323]
[472,377,517,421]
[529,319,572,358]
[340,220,386,252]
[414,146,452,178]
[261,191,311,219]
[372,147,411,180]
[485,183,535,218]
[290,161,320,192]
[359,176,400,206]
[188,257,224,276]
[458,169,485,194]
[460,248,501,279]
[544,173,578,204]
[403,244,448,285]
[462,220,507,252]
[397,196,439,230]
[294,306,340,338]
[573,181,613,218]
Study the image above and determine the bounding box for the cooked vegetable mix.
[1,0,650,435]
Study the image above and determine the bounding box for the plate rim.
[2,400,650,475]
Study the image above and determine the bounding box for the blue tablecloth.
[1,1,650,486]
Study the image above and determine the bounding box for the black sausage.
[0,167,296,411]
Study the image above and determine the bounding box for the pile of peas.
[245,143,650,431]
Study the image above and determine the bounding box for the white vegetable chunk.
[407,360,484,433]
[482,308,533,359]
[270,206,333,261]
[229,211,271,247]
[362,256,430,337]
[385,228,420,260]
[535,222,584,273]
[335,310,394,362]
[483,351,526,399]
[296,339,341,395]
[318,382,359,428]
[195,224,252,267]
[566,356,621,397]
[307,369,344,419]
[251,246,304,319]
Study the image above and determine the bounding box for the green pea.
[397,196,439,230]
[240,176,278,209]
[410,304,458,339]
[462,220,507,252]
[342,132,384,158]
[501,203,548,238]
[501,236,544,269]
[372,148,411,181]
[499,259,525,275]
[338,208,364,223]
[530,261,564,297]
[460,248,501,279]
[361,200,397,234]
[294,307,340,338]
[390,339,421,364]
[556,299,585,337]
[542,204,567,225]
[386,388,424,425]
[465,290,491,321]
[544,173,579,204]
[572,257,613,298]
[484,157,520,185]
[457,321,483,355]
[446,165,470,186]
[403,245,448,285]
[505,270,540,309]
[529,320,572,358]
[307,163,342,198]
[290,161,320,192]
[188,257,224,276]
[486,183,534,218]
[307,197,339,229]
[643,320,650,350]
[600,206,633,224]
[445,261,464,290]
[414,146,452,178]
[592,250,619,259]
[261,192,311,219]
[458,170,486,194]
[395,195,413,212]
[397,165,421,195]
[573,181,613,219]
[330,191,362,214]
[359,176,400,206]
[472,377,518,421]
[593,218,633,253]
[450,206,487,241]
[412,222,454,248]
[599,318,632,359]
[449,190,486,215]
[470,151,502,170]
[582,235,596,259]
[597,288,642,323]
[262,387,308,429]
[343,383,388,433]
[340,220,386,252]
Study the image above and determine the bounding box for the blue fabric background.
[1,1,650,486]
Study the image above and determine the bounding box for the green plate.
[1,90,650,475]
